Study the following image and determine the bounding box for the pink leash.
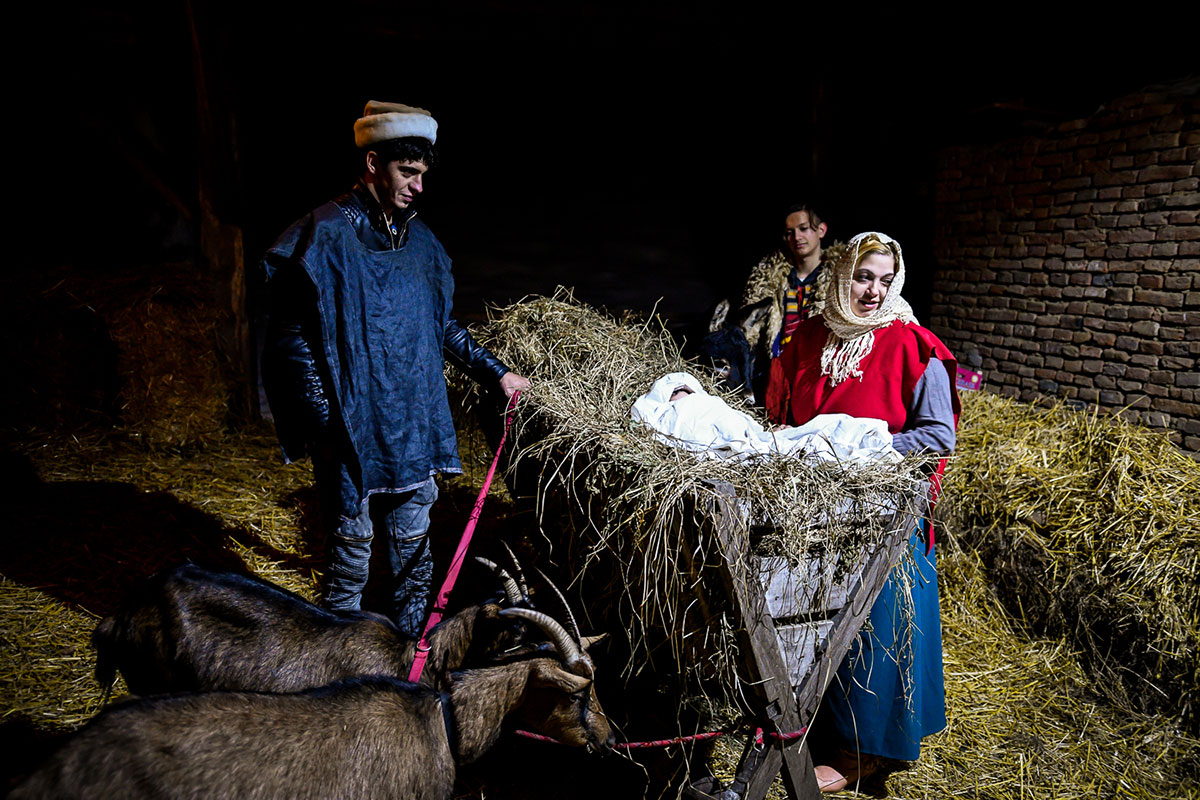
[408,390,521,684]
[514,726,807,749]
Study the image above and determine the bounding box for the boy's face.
[782,210,827,261]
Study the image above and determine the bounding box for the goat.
[92,562,524,695]
[14,610,611,800]
[695,297,771,405]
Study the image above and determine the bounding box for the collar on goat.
[438,691,457,761]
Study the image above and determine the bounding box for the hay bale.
[940,390,1200,727]
[455,289,934,696]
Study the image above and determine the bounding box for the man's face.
[782,210,827,261]
[368,155,428,214]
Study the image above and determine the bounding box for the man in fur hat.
[260,101,529,636]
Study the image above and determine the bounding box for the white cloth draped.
[631,372,901,464]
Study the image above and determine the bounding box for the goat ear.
[531,661,593,694]
[738,298,772,331]
[580,633,608,651]
[709,299,730,333]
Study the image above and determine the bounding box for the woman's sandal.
[814,749,886,794]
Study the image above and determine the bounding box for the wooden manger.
[684,482,928,800]
[456,294,936,798]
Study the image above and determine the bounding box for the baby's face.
[669,386,695,402]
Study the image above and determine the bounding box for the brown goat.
[14,612,611,800]
[92,564,522,695]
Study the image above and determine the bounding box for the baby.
[632,372,901,464]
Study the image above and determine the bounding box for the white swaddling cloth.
[631,372,901,464]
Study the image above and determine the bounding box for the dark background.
[12,2,1198,333]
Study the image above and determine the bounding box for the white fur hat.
[353,101,438,147]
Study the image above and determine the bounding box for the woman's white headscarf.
[819,231,917,386]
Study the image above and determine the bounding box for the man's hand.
[499,371,531,398]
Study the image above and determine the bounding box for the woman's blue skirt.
[818,523,946,761]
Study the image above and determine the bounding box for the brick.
[1109,229,1155,243]
[1116,335,1141,351]
[1138,164,1193,182]
[1178,373,1200,388]
[1135,289,1184,307]
[1131,320,1161,336]
[1144,412,1171,428]
[1158,226,1200,241]
[1099,390,1125,404]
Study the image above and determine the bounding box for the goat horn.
[474,557,524,606]
[498,608,589,674]
[499,540,531,602]
[533,566,582,646]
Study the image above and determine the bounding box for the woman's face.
[850,251,896,317]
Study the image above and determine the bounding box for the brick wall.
[930,79,1200,454]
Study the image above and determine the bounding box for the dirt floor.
[1,421,1198,799]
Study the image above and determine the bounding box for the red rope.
[514,726,807,749]
[407,391,521,684]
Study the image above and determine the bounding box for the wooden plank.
[774,620,834,688]
[792,489,929,725]
[702,482,822,800]
[686,481,928,800]
[758,551,861,617]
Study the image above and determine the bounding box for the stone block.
[1116,335,1141,351]
[1134,289,1184,307]
[1131,320,1161,336]
[1165,342,1194,357]
[1102,362,1127,376]
[1144,412,1171,428]
[1139,164,1194,182]
[1110,229,1156,243]
[1158,226,1200,241]
[1099,390,1125,404]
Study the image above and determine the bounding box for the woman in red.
[766,231,960,792]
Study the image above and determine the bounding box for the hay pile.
[3,395,1199,798]
[882,539,1199,800]
[104,273,229,449]
[940,391,1200,728]
[3,265,230,449]
[456,290,934,692]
